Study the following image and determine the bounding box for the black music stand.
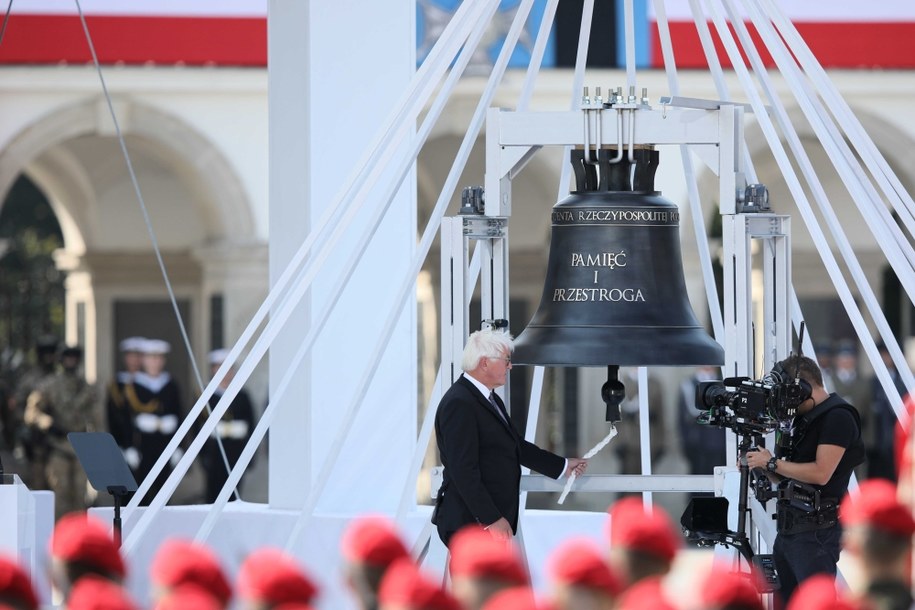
[68,432,138,547]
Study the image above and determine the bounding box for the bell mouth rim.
[512,325,724,367]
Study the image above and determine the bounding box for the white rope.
[557,426,618,504]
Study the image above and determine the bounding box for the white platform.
[92,503,607,609]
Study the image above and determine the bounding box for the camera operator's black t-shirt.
[791,393,865,499]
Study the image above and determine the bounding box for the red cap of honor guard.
[840,479,915,535]
[341,516,409,567]
[700,568,763,610]
[237,548,317,606]
[153,585,223,610]
[548,539,622,596]
[50,512,126,579]
[607,497,680,562]
[617,577,676,610]
[0,555,38,610]
[151,539,232,604]
[449,526,528,585]
[67,576,138,610]
[378,559,461,610]
[786,574,862,610]
[479,586,546,610]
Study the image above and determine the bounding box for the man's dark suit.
[434,375,565,546]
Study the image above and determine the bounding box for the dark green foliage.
[0,175,65,366]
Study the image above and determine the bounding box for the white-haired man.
[433,329,587,546]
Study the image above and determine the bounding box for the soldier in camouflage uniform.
[24,346,98,518]
[12,335,59,488]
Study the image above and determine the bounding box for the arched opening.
[0,175,65,361]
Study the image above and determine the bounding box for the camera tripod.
[680,427,780,592]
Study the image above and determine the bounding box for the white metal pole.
[637,366,653,507]
[726,0,915,410]
[278,0,544,548]
[120,0,490,518]
[557,0,595,201]
[702,0,908,427]
[650,0,724,343]
[760,0,915,234]
[518,0,561,112]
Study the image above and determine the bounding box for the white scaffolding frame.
[98,3,915,587]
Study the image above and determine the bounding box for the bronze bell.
[513,148,723,416]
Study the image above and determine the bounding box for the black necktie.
[488,392,508,424]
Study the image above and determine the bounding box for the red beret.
[606,497,680,562]
[786,574,862,610]
[341,516,409,567]
[0,554,38,610]
[479,586,545,610]
[448,526,528,585]
[50,513,126,579]
[616,577,676,610]
[840,479,915,535]
[153,585,223,610]
[378,558,460,610]
[547,539,622,596]
[237,548,317,606]
[700,568,763,610]
[151,539,232,603]
[67,576,138,610]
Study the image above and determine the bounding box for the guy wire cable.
[122,0,489,519]
[278,0,538,554]
[72,0,241,500]
[0,0,13,47]
[701,0,906,431]
[122,0,493,545]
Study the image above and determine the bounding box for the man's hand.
[565,458,588,478]
[485,517,513,542]
[745,446,773,470]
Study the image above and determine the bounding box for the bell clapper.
[602,365,626,423]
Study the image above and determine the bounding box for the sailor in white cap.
[106,336,146,471]
[201,348,256,503]
[127,338,183,503]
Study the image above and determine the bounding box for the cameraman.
[745,355,865,606]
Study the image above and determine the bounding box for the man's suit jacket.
[433,375,565,546]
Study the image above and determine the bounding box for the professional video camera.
[680,324,816,594]
[694,365,810,436]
